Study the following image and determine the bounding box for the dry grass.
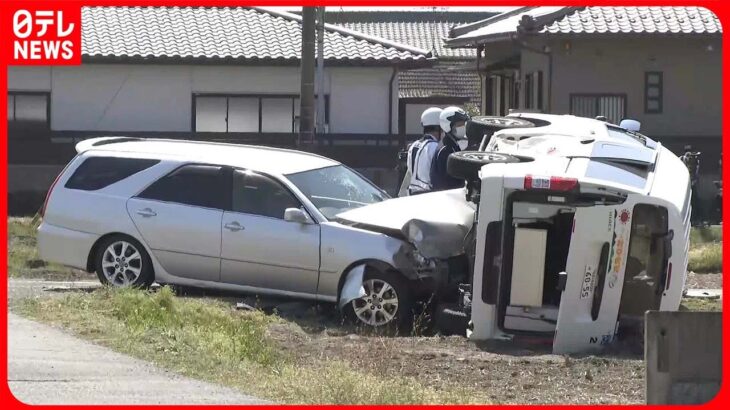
[17,287,467,404]
[7,217,91,281]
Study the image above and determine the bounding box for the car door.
[553,205,626,354]
[127,164,229,282]
[220,170,320,295]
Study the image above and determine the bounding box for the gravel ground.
[684,272,723,290]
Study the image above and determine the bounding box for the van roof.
[75,137,340,175]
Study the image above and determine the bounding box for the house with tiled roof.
[446,5,722,206]
[8,6,435,211]
[321,9,499,134]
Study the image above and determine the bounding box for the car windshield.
[286,165,389,219]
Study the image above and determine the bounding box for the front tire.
[447,150,525,181]
[347,268,415,335]
[95,235,154,288]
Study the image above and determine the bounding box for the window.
[286,165,387,219]
[7,92,50,129]
[644,72,663,114]
[524,71,543,110]
[232,170,301,219]
[569,94,626,125]
[619,204,670,315]
[193,94,329,133]
[485,75,519,116]
[138,164,228,209]
[65,157,160,191]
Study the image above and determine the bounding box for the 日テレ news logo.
[5,4,81,65]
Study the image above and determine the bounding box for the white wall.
[329,67,395,134]
[8,64,398,134]
[521,36,722,137]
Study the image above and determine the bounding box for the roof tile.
[541,6,721,35]
[81,6,428,63]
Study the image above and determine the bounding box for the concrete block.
[645,311,722,404]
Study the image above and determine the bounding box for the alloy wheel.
[351,279,399,327]
[101,241,143,286]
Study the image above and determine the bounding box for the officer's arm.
[430,146,448,190]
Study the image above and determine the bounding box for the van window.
[65,157,159,191]
[586,160,648,189]
[619,204,669,315]
[138,164,227,209]
[232,170,300,219]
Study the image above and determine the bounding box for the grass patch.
[7,217,90,280]
[690,226,723,246]
[17,286,470,404]
[686,226,722,273]
[680,297,722,312]
[688,243,722,273]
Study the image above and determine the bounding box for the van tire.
[447,150,524,181]
[94,234,154,288]
[466,116,535,141]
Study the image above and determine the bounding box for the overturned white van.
[340,113,691,354]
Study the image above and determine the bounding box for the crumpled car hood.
[336,189,476,259]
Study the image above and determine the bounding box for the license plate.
[580,265,595,299]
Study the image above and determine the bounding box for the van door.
[553,205,629,354]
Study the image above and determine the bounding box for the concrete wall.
[521,36,722,138]
[7,64,398,134]
[645,311,722,404]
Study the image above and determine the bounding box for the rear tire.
[345,268,415,335]
[466,116,535,144]
[94,234,154,288]
[447,150,526,181]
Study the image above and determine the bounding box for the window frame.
[644,71,663,114]
[192,93,330,134]
[569,93,627,124]
[228,167,312,221]
[135,163,232,211]
[7,91,51,131]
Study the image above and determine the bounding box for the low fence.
[8,132,415,215]
[6,132,723,215]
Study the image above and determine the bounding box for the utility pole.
[298,7,316,147]
[315,7,326,135]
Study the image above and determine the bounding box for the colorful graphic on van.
[608,208,631,289]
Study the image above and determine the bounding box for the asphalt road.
[7,312,267,405]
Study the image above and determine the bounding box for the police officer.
[405,107,442,195]
[431,106,470,191]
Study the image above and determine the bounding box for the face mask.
[453,125,467,139]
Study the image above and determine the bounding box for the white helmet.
[439,106,470,137]
[420,107,442,128]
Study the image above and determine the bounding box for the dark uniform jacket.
[430,134,463,191]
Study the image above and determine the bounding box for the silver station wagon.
[37,137,448,331]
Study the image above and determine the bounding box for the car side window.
[232,170,301,219]
[65,157,160,191]
[138,164,227,209]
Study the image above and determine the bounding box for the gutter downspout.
[476,45,484,114]
[388,66,397,136]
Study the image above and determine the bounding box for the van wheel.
[447,150,526,181]
[95,235,154,288]
[346,269,415,335]
[466,116,535,141]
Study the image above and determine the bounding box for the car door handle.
[136,208,157,217]
[224,222,245,232]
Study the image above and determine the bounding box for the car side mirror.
[284,207,313,224]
